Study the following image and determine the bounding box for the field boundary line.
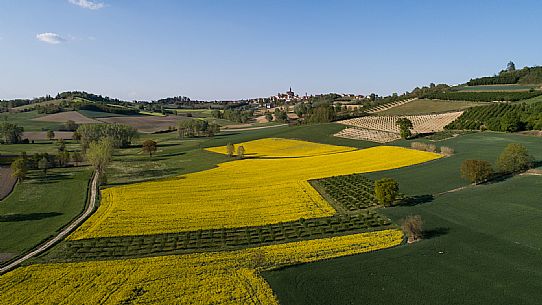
[0,171,99,275]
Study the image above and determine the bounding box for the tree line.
[467,65,542,86]
[177,119,220,138]
[460,143,534,184]
[422,91,542,102]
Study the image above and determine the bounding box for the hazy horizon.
[1,0,541,101]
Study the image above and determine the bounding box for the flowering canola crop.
[205,138,357,157]
[70,138,440,239]
[0,229,403,305]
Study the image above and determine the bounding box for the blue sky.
[0,0,541,101]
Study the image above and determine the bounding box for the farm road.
[0,172,99,274]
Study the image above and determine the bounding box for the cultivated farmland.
[334,127,401,143]
[339,112,463,134]
[69,139,439,239]
[97,115,183,133]
[32,111,101,124]
[335,112,463,143]
[0,229,402,304]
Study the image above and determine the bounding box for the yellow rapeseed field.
[0,229,403,305]
[70,138,440,239]
[205,138,357,157]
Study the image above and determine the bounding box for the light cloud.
[36,33,66,44]
[68,0,105,10]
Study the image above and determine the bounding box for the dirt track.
[0,167,17,201]
[0,172,99,274]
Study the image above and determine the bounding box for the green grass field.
[365,132,542,195]
[0,111,63,132]
[11,100,66,112]
[0,167,91,261]
[264,174,542,305]
[379,99,487,115]
[0,140,80,155]
[264,132,542,305]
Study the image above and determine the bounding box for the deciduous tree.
[237,145,245,159]
[142,139,157,157]
[10,158,27,181]
[226,143,235,158]
[374,178,399,206]
[497,143,533,173]
[401,215,424,243]
[396,118,413,139]
[46,130,55,141]
[460,159,493,184]
[86,138,114,184]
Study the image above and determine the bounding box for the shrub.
[497,143,534,173]
[411,142,437,153]
[460,160,493,184]
[401,215,423,243]
[374,178,399,207]
[237,145,245,159]
[226,143,235,157]
[440,146,455,156]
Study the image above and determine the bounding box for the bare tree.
[142,139,157,157]
[237,145,245,159]
[226,143,235,157]
[401,215,423,243]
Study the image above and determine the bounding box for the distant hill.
[467,66,542,86]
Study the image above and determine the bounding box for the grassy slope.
[0,167,91,257]
[365,132,542,195]
[264,175,542,305]
[379,99,487,115]
[1,111,63,132]
[11,99,65,111]
[264,132,542,305]
[0,140,80,155]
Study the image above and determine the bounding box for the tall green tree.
[497,143,533,173]
[46,130,55,141]
[0,122,24,144]
[10,158,27,181]
[77,124,138,150]
[396,118,413,139]
[86,138,114,184]
[460,160,493,184]
[374,178,399,207]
